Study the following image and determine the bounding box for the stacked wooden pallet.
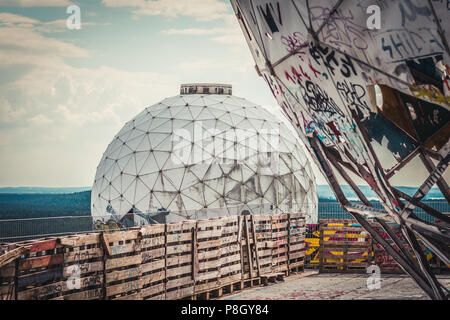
[0,243,23,300]
[103,229,142,300]
[0,212,311,300]
[240,215,259,280]
[15,238,65,300]
[60,233,104,300]
[270,214,289,273]
[253,214,273,275]
[140,224,166,300]
[195,218,223,297]
[319,219,371,273]
[165,220,195,300]
[217,216,241,294]
[287,213,306,274]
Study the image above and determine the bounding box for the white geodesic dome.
[91,84,318,229]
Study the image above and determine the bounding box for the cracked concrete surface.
[220,271,450,300]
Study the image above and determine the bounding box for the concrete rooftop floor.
[220,271,450,300]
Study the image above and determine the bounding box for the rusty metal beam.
[419,151,450,203]
[393,188,450,225]
[309,135,440,299]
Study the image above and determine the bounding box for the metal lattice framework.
[91,85,318,227]
[231,0,450,299]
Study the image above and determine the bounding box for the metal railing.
[0,200,447,243]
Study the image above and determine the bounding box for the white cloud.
[102,0,229,21]
[0,12,39,25]
[0,13,178,186]
[0,12,108,33]
[0,97,26,123]
[28,114,54,126]
[161,11,246,47]
[0,0,72,7]
[161,27,227,36]
[0,26,89,59]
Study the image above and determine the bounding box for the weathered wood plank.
[17,281,63,300]
[166,254,191,267]
[219,264,241,275]
[102,230,140,243]
[23,239,57,253]
[165,286,194,300]
[106,279,141,297]
[166,265,191,277]
[141,282,165,298]
[141,259,165,274]
[166,276,193,290]
[166,244,191,255]
[63,261,103,277]
[0,246,26,268]
[18,268,62,289]
[140,224,165,236]
[65,273,103,290]
[166,233,192,243]
[106,266,141,283]
[19,254,63,271]
[105,255,141,270]
[166,221,196,232]
[141,247,165,263]
[197,229,222,239]
[140,270,165,286]
[197,239,221,250]
[108,242,140,256]
[59,234,100,247]
[64,247,103,263]
[196,270,219,282]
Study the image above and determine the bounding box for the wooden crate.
[319,220,371,273]
[103,230,142,300]
[271,214,289,273]
[60,233,104,300]
[0,243,27,300]
[218,216,241,289]
[165,220,195,300]
[253,214,273,275]
[0,261,15,300]
[240,215,258,279]
[195,218,222,293]
[140,224,166,300]
[15,238,64,300]
[1,213,331,300]
[287,213,306,273]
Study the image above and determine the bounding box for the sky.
[0,0,447,190]
[0,0,287,187]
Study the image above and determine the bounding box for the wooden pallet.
[0,261,15,300]
[140,224,166,300]
[287,213,306,275]
[271,214,289,273]
[195,218,222,294]
[218,216,241,287]
[1,211,321,300]
[0,243,26,300]
[319,220,371,273]
[103,230,142,300]
[240,215,259,279]
[253,214,273,275]
[165,220,196,300]
[15,238,64,300]
[60,233,104,300]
